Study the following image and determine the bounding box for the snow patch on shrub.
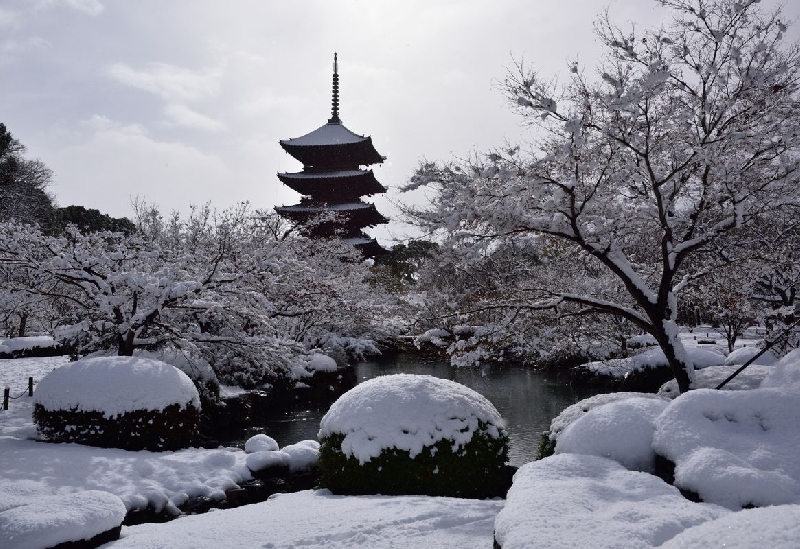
[318,374,504,464]
[34,356,200,417]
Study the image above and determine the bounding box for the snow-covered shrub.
[555,397,668,473]
[133,347,220,407]
[0,336,61,359]
[0,490,127,549]
[760,348,800,390]
[660,505,800,549]
[33,356,201,451]
[539,392,666,459]
[652,388,800,509]
[724,346,777,367]
[494,454,727,549]
[317,374,509,498]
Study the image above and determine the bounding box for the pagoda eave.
[277,170,386,198]
[280,140,385,168]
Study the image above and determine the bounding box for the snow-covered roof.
[33,356,200,417]
[278,202,374,213]
[278,169,371,179]
[318,374,505,464]
[280,122,369,147]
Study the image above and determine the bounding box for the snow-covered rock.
[244,433,279,453]
[652,388,800,509]
[661,505,800,548]
[245,440,320,474]
[0,490,126,549]
[494,454,727,549]
[555,397,668,472]
[246,450,291,472]
[281,440,320,472]
[34,356,200,417]
[318,374,504,463]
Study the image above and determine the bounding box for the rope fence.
[2,377,34,410]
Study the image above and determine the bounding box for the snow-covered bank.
[103,490,503,548]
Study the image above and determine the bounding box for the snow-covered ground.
[3,347,800,548]
[584,326,764,378]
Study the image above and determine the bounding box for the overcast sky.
[2,0,798,244]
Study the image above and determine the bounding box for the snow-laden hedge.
[317,374,510,498]
[33,356,201,451]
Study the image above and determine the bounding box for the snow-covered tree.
[0,204,391,388]
[404,0,800,393]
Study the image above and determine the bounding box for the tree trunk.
[117,331,135,356]
[17,313,27,338]
[652,320,694,394]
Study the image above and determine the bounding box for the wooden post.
[28,377,33,397]
[3,387,8,411]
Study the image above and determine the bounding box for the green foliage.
[50,205,136,236]
[372,240,438,290]
[318,421,510,498]
[33,402,200,451]
[537,432,556,460]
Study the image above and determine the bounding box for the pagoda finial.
[328,52,340,124]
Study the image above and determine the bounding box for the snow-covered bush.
[494,453,727,549]
[539,392,666,459]
[555,397,668,473]
[317,374,509,498]
[0,490,127,549]
[33,356,201,451]
[652,387,800,509]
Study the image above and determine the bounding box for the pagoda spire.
[328,52,340,124]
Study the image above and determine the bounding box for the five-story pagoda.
[275,54,388,257]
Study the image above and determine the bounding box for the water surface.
[237,354,603,466]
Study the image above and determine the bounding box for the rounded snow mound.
[0,490,126,549]
[34,356,200,417]
[318,374,504,464]
[555,397,669,472]
[661,504,800,548]
[725,346,777,366]
[761,349,800,390]
[245,434,279,453]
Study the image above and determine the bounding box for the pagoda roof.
[280,122,385,168]
[277,169,386,198]
[275,201,389,227]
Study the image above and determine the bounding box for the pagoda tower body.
[275,54,388,258]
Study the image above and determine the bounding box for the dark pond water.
[234,354,603,466]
